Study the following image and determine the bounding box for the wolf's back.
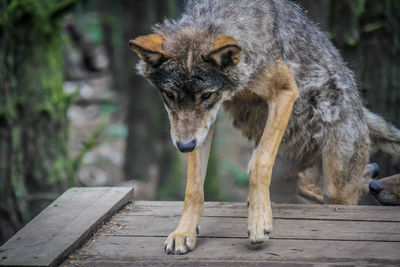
[364,108,400,156]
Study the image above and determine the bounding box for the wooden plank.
[127,201,400,222]
[63,236,400,265]
[61,201,400,266]
[62,260,339,267]
[108,215,400,242]
[0,187,133,267]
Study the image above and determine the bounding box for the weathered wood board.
[63,201,400,266]
[0,187,133,267]
[130,201,400,222]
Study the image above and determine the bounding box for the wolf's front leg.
[164,124,215,255]
[247,61,298,244]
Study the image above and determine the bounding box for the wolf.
[129,0,400,254]
[369,174,400,206]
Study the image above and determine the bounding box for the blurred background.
[1,0,399,245]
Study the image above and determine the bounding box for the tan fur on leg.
[247,61,298,243]
[298,168,324,204]
[322,134,370,205]
[164,124,214,255]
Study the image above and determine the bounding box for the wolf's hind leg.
[247,61,298,244]
[164,124,215,255]
[322,131,370,204]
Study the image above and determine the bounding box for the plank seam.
[99,234,400,243]
[116,214,400,223]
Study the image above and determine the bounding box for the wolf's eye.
[201,92,212,100]
[164,91,175,100]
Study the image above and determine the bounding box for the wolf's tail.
[364,108,400,156]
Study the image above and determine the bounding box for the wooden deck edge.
[51,187,134,267]
[0,187,134,267]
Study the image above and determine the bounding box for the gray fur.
[134,0,400,203]
[364,108,400,156]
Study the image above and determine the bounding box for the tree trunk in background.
[98,0,181,196]
[298,0,400,176]
[99,0,174,181]
[120,0,171,183]
[0,0,73,244]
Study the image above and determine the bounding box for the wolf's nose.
[369,180,383,195]
[177,140,196,153]
[370,162,380,178]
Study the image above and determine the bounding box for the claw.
[167,245,173,255]
[165,231,196,255]
[196,226,200,235]
[264,229,270,235]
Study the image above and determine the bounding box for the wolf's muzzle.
[177,140,196,153]
[369,180,383,195]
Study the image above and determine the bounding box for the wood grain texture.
[62,201,400,266]
[0,187,133,267]
[64,236,400,266]
[129,201,400,222]
[109,215,400,242]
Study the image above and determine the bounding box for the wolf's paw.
[248,207,273,244]
[164,228,198,255]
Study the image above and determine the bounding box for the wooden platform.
[1,188,400,266]
[0,187,134,267]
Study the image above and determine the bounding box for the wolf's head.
[129,33,245,152]
[369,174,400,206]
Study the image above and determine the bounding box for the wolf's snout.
[369,180,383,195]
[177,140,196,153]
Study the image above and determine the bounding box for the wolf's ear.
[203,36,242,69]
[129,34,169,67]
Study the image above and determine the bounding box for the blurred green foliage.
[204,140,227,201]
[330,0,400,47]
[105,123,128,139]
[157,150,185,200]
[221,161,249,187]
[72,122,106,178]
